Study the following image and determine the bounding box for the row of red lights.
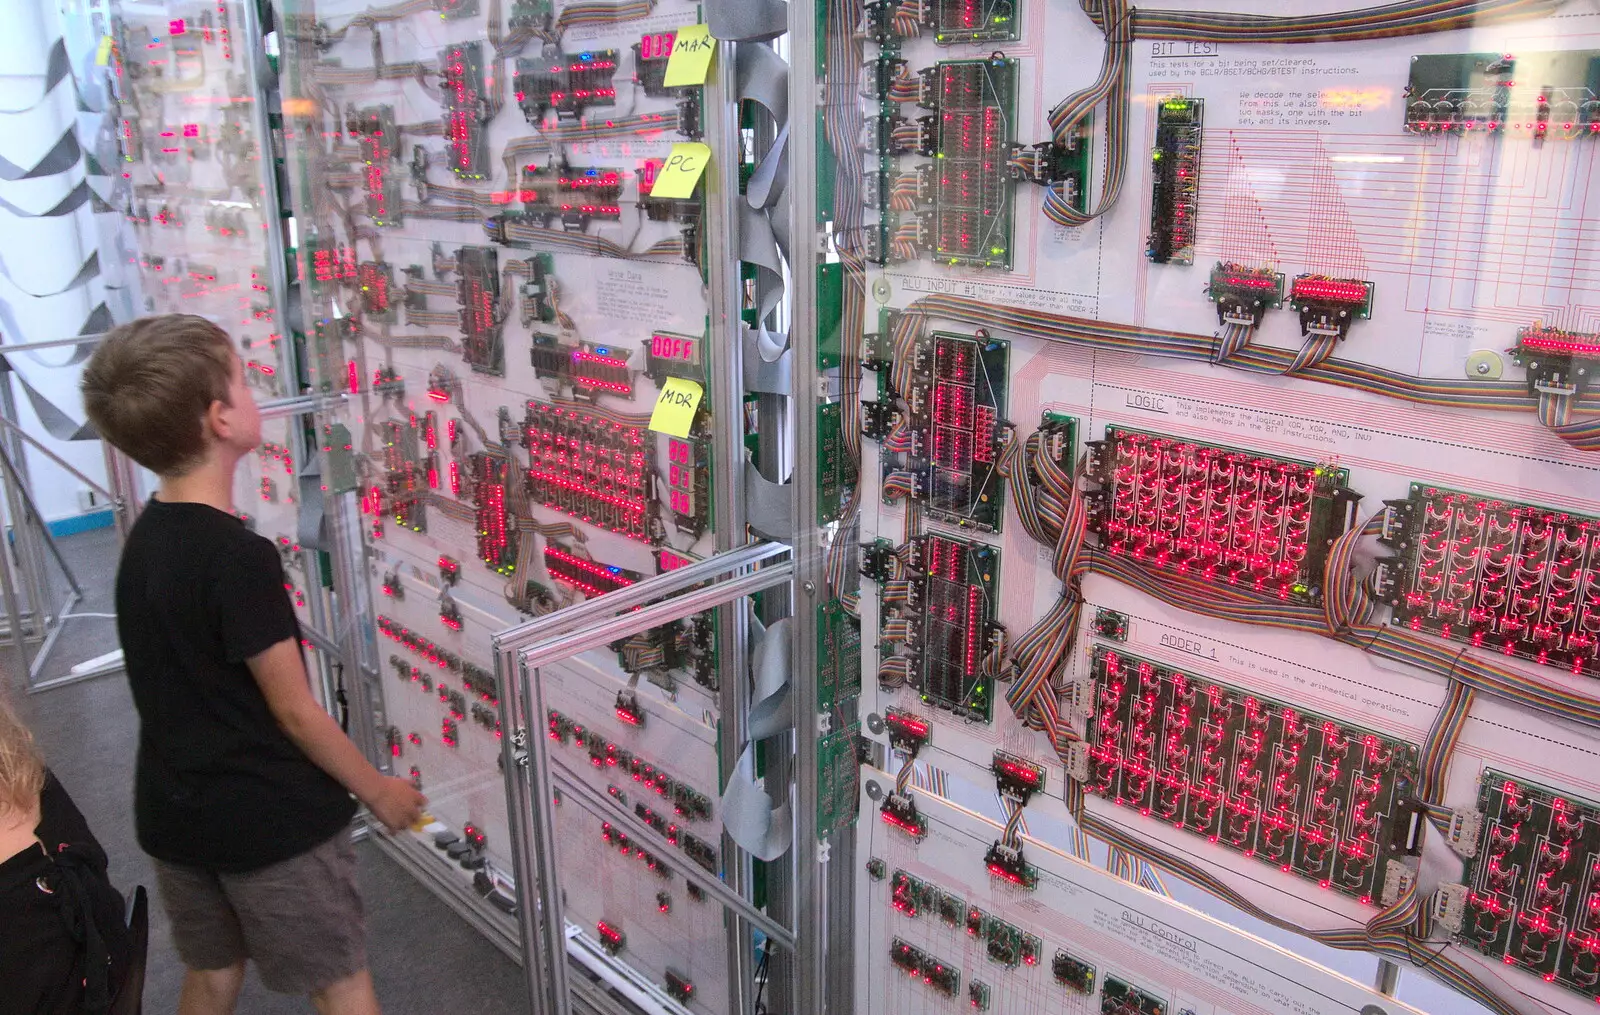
[1519,328,1600,360]
[1408,119,1600,134]
[527,467,648,513]
[1290,277,1369,304]
[476,480,511,570]
[376,615,460,670]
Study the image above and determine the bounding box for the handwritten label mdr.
[649,377,704,438]
[663,24,716,87]
[648,142,711,199]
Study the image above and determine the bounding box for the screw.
[1476,361,1492,375]
[803,580,816,595]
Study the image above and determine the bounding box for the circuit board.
[1146,97,1202,266]
[1085,647,1420,905]
[1378,484,1600,678]
[456,246,503,374]
[927,0,1019,43]
[1206,262,1286,329]
[1087,427,1358,604]
[1403,50,1600,138]
[524,400,654,543]
[1458,772,1600,998]
[818,598,864,712]
[886,331,1010,531]
[441,42,490,179]
[1510,325,1600,397]
[349,105,404,226]
[926,57,1018,269]
[469,453,517,576]
[514,50,620,120]
[875,533,1003,722]
[1102,976,1168,1015]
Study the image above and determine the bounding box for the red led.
[995,760,1042,788]
[885,712,930,740]
[1519,328,1600,359]
[1291,278,1369,303]
[880,808,924,836]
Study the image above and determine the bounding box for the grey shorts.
[152,827,367,994]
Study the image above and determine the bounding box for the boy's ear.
[203,398,230,442]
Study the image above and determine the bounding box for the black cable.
[751,939,771,1015]
[334,661,351,732]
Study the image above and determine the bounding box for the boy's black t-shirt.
[115,498,355,872]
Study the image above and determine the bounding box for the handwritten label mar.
[663,24,716,87]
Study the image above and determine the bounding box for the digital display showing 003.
[639,32,676,61]
[651,333,699,364]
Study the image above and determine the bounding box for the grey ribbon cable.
[742,326,792,395]
[746,123,788,213]
[0,130,81,182]
[298,456,331,550]
[736,44,789,130]
[719,612,796,859]
[746,616,793,740]
[705,0,788,43]
[735,45,791,355]
[739,202,785,324]
[744,453,794,540]
[720,741,793,860]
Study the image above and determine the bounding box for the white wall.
[0,0,115,522]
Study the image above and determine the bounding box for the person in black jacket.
[0,691,132,1015]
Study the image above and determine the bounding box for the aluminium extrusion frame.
[495,546,797,1015]
[782,2,857,1011]
[701,33,772,1015]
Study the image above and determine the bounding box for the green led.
[1162,99,1191,111]
[1293,583,1309,594]
[990,246,1005,255]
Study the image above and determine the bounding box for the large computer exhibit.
[101,0,1600,1012]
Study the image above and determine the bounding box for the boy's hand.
[366,776,428,833]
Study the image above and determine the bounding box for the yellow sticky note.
[95,36,113,67]
[649,377,704,438]
[662,24,716,88]
[648,142,711,200]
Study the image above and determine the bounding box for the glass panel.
[272,0,732,978]
[541,655,730,1014]
[519,569,787,1015]
[826,1,1600,1013]
[106,0,293,389]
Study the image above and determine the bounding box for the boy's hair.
[0,690,44,821]
[81,314,237,476]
